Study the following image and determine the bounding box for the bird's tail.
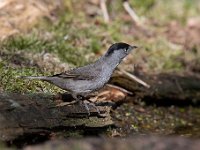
[18,76,48,81]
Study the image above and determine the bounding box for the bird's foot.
[82,100,101,116]
[55,96,102,117]
[82,101,90,116]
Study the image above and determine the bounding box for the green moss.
[1,33,89,67]
[131,38,185,72]
[0,61,62,93]
[113,103,200,137]
[90,39,101,54]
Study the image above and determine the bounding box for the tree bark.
[0,93,113,141]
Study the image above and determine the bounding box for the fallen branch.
[118,69,150,88]
[100,0,110,23]
[0,93,113,141]
[123,0,141,26]
[111,72,200,106]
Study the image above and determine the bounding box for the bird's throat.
[100,55,122,70]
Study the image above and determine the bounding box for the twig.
[106,84,133,95]
[100,0,110,23]
[123,0,141,25]
[119,69,150,88]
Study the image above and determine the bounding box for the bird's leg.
[75,95,100,116]
[56,94,100,116]
[84,99,101,115]
[56,100,79,107]
[56,93,80,107]
[75,95,91,116]
[80,100,90,116]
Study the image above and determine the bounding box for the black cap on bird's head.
[105,42,137,57]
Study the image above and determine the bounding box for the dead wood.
[111,72,200,106]
[0,93,113,141]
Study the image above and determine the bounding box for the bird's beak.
[131,45,138,49]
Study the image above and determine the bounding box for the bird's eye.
[124,48,128,52]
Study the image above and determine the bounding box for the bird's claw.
[55,99,102,117]
[81,100,101,116]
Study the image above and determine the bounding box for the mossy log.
[111,72,200,106]
[0,93,113,141]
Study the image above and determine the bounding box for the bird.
[20,42,137,115]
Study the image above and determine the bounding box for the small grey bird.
[21,42,137,114]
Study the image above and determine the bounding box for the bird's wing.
[52,72,78,78]
[52,65,99,80]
